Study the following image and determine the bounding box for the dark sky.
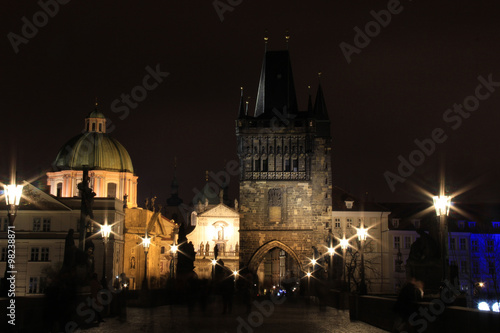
[2,0,500,207]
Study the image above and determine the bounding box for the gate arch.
[247,240,304,273]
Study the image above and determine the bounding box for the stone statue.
[234,199,238,211]
[205,243,210,256]
[214,244,219,260]
[408,229,439,262]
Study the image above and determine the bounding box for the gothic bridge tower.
[236,45,332,285]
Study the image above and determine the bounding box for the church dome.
[53,104,134,173]
[54,133,134,173]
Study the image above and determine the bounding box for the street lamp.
[327,246,335,280]
[2,183,23,296]
[171,243,178,279]
[433,195,451,281]
[141,232,151,290]
[4,184,23,227]
[357,225,368,295]
[340,236,349,283]
[211,259,217,280]
[100,223,112,289]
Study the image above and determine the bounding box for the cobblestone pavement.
[82,298,389,333]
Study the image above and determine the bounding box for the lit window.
[334,218,341,229]
[346,218,353,228]
[459,238,466,250]
[468,221,476,229]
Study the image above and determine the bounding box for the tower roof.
[313,82,329,120]
[254,50,298,118]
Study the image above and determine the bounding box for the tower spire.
[264,29,269,52]
[238,86,246,119]
[307,85,313,115]
[313,72,328,120]
[285,29,290,49]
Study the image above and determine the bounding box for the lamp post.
[357,225,368,295]
[2,183,23,296]
[340,236,349,283]
[100,223,112,289]
[327,246,335,281]
[211,259,217,280]
[141,232,151,290]
[171,243,178,279]
[433,195,451,282]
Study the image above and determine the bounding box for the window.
[56,183,62,197]
[412,219,421,229]
[487,240,494,253]
[33,218,41,231]
[42,218,51,232]
[461,261,468,273]
[30,248,39,261]
[92,123,96,131]
[459,238,466,251]
[472,261,479,275]
[457,221,465,229]
[489,261,496,275]
[262,159,268,172]
[472,240,479,252]
[404,236,412,249]
[334,218,341,229]
[450,238,456,250]
[254,158,260,171]
[40,248,49,261]
[468,221,476,229]
[99,123,102,132]
[392,219,399,228]
[28,277,38,294]
[284,159,290,172]
[1,247,6,261]
[292,159,298,172]
[493,222,500,229]
[346,218,353,228]
[107,183,117,198]
[394,236,401,249]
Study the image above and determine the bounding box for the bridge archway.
[247,240,304,274]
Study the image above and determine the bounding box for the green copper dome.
[54,132,134,173]
[54,107,134,173]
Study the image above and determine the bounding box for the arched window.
[56,182,63,197]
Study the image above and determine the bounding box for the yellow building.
[123,207,175,289]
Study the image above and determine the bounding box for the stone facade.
[236,49,332,274]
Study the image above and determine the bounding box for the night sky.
[2,0,500,207]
